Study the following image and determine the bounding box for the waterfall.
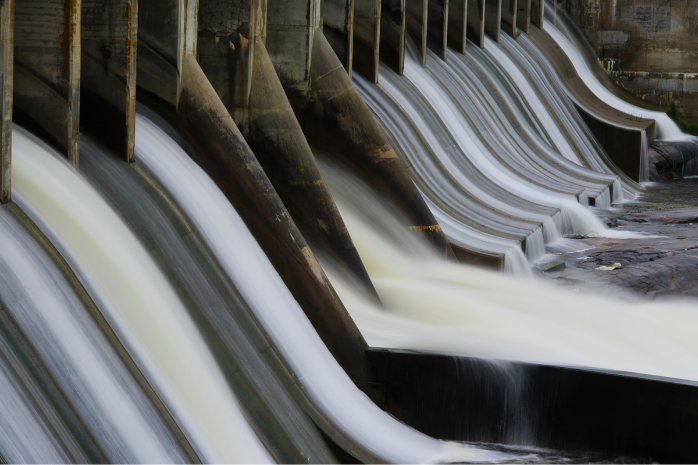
[11,127,271,464]
[133,112,513,463]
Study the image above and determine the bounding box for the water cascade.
[11,127,271,464]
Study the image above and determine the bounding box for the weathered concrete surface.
[406,0,427,66]
[500,0,516,37]
[353,0,380,83]
[447,0,466,54]
[648,140,698,181]
[516,0,530,34]
[484,0,501,42]
[81,0,137,163]
[530,0,543,28]
[451,243,504,270]
[14,0,81,166]
[564,0,698,119]
[466,0,485,47]
[176,53,379,391]
[0,0,12,203]
[530,26,655,182]
[380,0,405,74]
[427,0,448,61]
[323,0,354,77]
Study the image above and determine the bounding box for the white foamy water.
[327,177,698,384]
[11,127,271,464]
[134,113,513,463]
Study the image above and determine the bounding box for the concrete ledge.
[368,348,698,463]
[0,0,12,203]
[81,0,137,163]
[427,0,448,61]
[451,243,504,270]
[516,0,530,34]
[529,27,654,183]
[447,0,466,54]
[14,0,81,166]
[380,0,406,75]
[324,0,354,77]
[500,0,516,37]
[466,0,485,47]
[354,0,381,83]
[484,0,501,42]
[406,0,427,67]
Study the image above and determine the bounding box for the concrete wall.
[565,0,698,119]
[484,0,500,42]
[427,0,448,60]
[324,0,354,76]
[448,0,467,54]
[14,0,81,166]
[466,0,485,47]
[406,0,427,66]
[500,0,516,37]
[353,0,380,83]
[0,0,12,203]
[380,0,405,74]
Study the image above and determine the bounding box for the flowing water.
[11,127,271,464]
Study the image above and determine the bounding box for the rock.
[543,261,566,272]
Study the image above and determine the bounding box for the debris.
[543,261,566,273]
[597,263,623,271]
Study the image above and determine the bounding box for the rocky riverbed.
[536,179,698,300]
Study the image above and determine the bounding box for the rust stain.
[125,1,133,74]
[409,225,442,232]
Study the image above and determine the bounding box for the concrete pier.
[353,0,381,83]
[14,0,81,166]
[0,0,12,203]
[531,0,543,28]
[484,0,501,42]
[467,0,485,47]
[81,0,138,163]
[427,0,448,61]
[324,0,354,77]
[516,0,530,34]
[447,0,467,54]
[380,0,406,75]
[406,0,427,67]
[500,0,516,37]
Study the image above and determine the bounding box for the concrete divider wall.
[406,0,427,66]
[427,0,448,61]
[0,0,12,203]
[81,0,138,163]
[323,0,354,77]
[466,0,485,47]
[380,0,406,75]
[516,0,530,33]
[531,0,543,28]
[353,0,380,83]
[500,0,516,37]
[447,0,467,54]
[14,0,81,166]
[484,0,501,42]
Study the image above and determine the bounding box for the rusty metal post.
[324,0,354,77]
[406,0,427,67]
[380,0,405,75]
[467,0,485,47]
[353,0,380,83]
[501,0,516,37]
[14,0,81,167]
[448,0,466,54]
[484,0,500,42]
[427,0,448,61]
[81,0,138,163]
[531,0,544,28]
[0,0,12,203]
[517,0,530,33]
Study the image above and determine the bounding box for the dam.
[2,0,698,462]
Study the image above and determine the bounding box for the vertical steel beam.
[81,0,138,163]
[353,0,380,83]
[14,0,81,167]
[501,0,516,37]
[0,0,12,203]
[427,0,448,61]
[380,0,405,75]
[484,0,500,42]
[448,0,466,54]
[466,0,485,47]
[406,0,427,67]
[517,0,530,34]
[531,0,544,29]
[323,0,354,77]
